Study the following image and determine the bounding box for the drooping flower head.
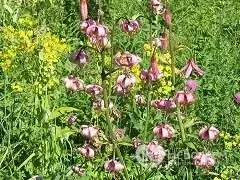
[185,80,198,91]
[199,126,219,141]
[135,95,145,105]
[234,92,240,104]
[164,10,172,26]
[150,0,164,14]
[104,160,124,173]
[179,58,205,78]
[114,74,136,95]
[92,99,113,110]
[69,48,89,66]
[114,52,140,67]
[146,140,166,163]
[193,152,215,168]
[77,145,95,158]
[174,91,195,105]
[86,24,109,38]
[85,84,103,96]
[152,98,176,111]
[72,165,85,176]
[80,125,98,139]
[152,32,168,50]
[120,19,140,34]
[64,75,85,92]
[80,19,96,33]
[67,115,78,125]
[140,55,163,82]
[153,124,175,139]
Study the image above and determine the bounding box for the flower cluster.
[219,131,240,149]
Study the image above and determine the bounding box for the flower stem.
[101,51,130,180]
[177,105,186,143]
[144,83,151,142]
[166,1,176,84]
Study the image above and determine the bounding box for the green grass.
[0,0,240,179]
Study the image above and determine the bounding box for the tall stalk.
[101,51,130,179]
[166,1,176,84]
[166,1,186,143]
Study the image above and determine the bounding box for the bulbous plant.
[64,0,220,179]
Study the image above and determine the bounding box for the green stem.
[166,2,176,84]
[177,105,186,143]
[101,52,130,180]
[144,84,151,142]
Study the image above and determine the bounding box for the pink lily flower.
[120,19,140,33]
[193,152,215,168]
[179,58,205,78]
[104,160,124,173]
[199,126,219,141]
[153,124,175,139]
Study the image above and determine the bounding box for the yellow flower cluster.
[219,131,240,149]
[11,82,23,92]
[0,16,69,93]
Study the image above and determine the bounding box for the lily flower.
[179,58,205,78]
[64,75,85,92]
[146,140,166,163]
[85,84,103,96]
[175,91,195,105]
[234,92,240,104]
[153,124,175,139]
[78,145,95,158]
[80,125,98,139]
[69,48,89,65]
[104,160,124,173]
[193,152,215,168]
[140,56,163,82]
[120,19,140,33]
[199,126,219,141]
[152,98,176,111]
[114,52,140,67]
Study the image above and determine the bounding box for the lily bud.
[116,74,136,89]
[67,115,78,125]
[199,126,219,141]
[152,32,168,50]
[135,95,145,105]
[80,19,96,33]
[85,84,103,96]
[152,98,176,111]
[185,80,198,92]
[132,137,142,149]
[153,124,175,139]
[104,160,124,173]
[80,125,98,139]
[69,48,89,66]
[114,52,140,67]
[80,0,88,20]
[150,0,164,14]
[115,128,125,140]
[77,145,95,158]
[234,92,240,104]
[193,152,215,168]
[164,10,172,26]
[120,19,140,34]
[146,140,166,163]
[72,165,85,176]
[175,91,195,105]
[92,99,113,110]
[64,75,85,92]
